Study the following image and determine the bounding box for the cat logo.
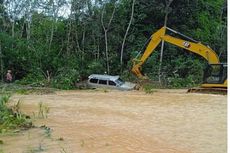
[183,41,190,48]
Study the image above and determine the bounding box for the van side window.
[90,78,98,83]
[99,80,107,85]
[109,81,116,86]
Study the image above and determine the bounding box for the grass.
[27,143,45,153]
[80,139,85,147]
[38,102,49,119]
[0,87,53,153]
[40,125,52,138]
[142,84,158,94]
[60,147,67,153]
[0,83,56,95]
[0,95,33,133]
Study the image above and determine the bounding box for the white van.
[87,74,136,90]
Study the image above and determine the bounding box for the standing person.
[6,70,12,83]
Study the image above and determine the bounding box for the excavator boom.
[132,27,166,78]
[131,26,227,93]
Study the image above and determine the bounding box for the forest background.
[0,0,227,89]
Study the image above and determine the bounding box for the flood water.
[0,90,227,153]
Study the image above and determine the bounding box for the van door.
[97,79,118,89]
[88,78,98,88]
[97,79,108,88]
[108,80,118,89]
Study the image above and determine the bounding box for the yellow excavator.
[131,26,227,94]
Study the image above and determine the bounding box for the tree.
[101,2,116,74]
[158,0,174,83]
[120,0,135,70]
[0,0,226,88]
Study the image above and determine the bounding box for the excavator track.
[187,87,227,95]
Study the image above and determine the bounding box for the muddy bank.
[0,90,227,153]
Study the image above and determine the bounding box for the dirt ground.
[0,89,227,153]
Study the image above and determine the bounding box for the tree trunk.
[66,20,72,55]
[26,21,31,40]
[48,22,55,52]
[104,31,109,74]
[120,0,135,71]
[93,34,98,60]
[0,42,3,82]
[11,21,15,37]
[218,0,227,60]
[82,26,86,53]
[101,4,116,74]
[26,0,32,41]
[81,27,86,68]
[158,0,173,83]
[75,28,82,53]
[48,0,58,52]
[97,44,100,60]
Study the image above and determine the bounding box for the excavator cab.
[188,63,227,94]
[202,63,227,87]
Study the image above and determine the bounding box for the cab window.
[204,64,225,84]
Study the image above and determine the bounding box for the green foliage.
[0,0,226,89]
[0,83,56,95]
[27,143,45,153]
[164,57,204,88]
[0,95,32,133]
[86,60,105,75]
[168,75,196,88]
[143,84,158,94]
[18,73,46,87]
[38,102,49,119]
[51,68,80,90]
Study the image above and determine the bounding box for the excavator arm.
[131,26,220,78]
[132,27,166,78]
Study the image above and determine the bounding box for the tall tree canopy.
[0,0,227,88]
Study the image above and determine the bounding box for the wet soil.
[0,89,227,153]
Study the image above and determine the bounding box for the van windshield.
[115,78,124,86]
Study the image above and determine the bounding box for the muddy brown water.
[0,89,227,153]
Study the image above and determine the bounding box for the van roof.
[88,74,120,81]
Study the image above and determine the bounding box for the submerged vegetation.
[0,83,53,134]
[0,83,56,95]
[0,95,32,133]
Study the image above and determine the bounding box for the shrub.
[51,68,80,90]
[17,72,46,87]
[0,95,32,133]
[167,75,197,88]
